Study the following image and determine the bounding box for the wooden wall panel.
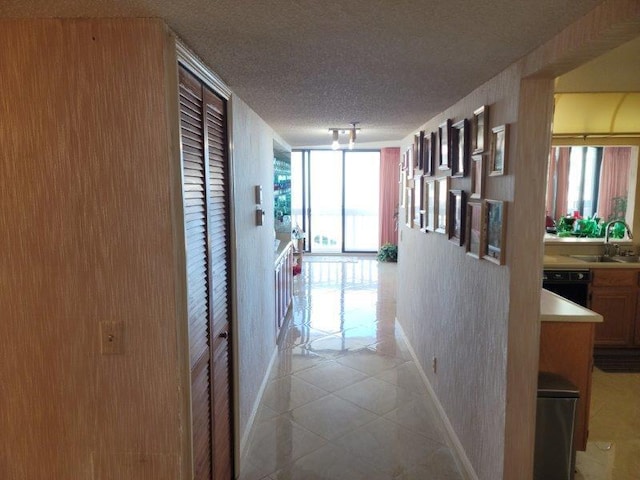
[0,19,182,479]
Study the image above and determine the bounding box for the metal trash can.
[534,372,579,480]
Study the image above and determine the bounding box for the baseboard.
[238,345,279,462]
[395,319,479,480]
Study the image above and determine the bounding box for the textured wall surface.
[230,97,282,445]
[0,19,182,479]
[396,3,640,479]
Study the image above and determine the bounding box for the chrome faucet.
[604,220,633,256]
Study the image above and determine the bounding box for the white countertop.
[543,254,640,269]
[540,289,603,323]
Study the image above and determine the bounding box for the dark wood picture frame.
[465,200,485,259]
[414,174,423,229]
[435,176,450,234]
[472,105,489,154]
[448,189,466,245]
[483,199,507,265]
[422,131,436,176]
[406,146,414,179]
[416,132,424,172]
[451,119,469,178]
[425,179,437,232]
[438,120,452,170]
[489,124,509,176]
[470,154,484,199]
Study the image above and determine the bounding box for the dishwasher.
[542,270,590,307]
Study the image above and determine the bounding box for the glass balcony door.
[344,151,380,252]
[309,150,343,253]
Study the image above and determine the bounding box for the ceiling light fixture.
[331,129,340,150]
[329,123,361,150]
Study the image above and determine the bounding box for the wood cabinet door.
[591,286,636,346]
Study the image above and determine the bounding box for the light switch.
[100,321,125,355]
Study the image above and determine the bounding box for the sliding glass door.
[309,150,343,253]
[344,151,380,251]
[292,149,380,253]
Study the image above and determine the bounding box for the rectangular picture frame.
[448,189,466,245]
[451,118,469,178]
[489,124,509,176]
[416,132,424,172]
[472,105,489,154]
[470,154,484,199]
[483,199,507,265]
[425,179,437,232]
[435,176,450,234]
[405,181,414,227]
[414,175,423,229]
[422,131,436,176]
[465,200,485,259]
[438,120,452,170]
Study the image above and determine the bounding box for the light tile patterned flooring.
[575,368,640,480]
[240,256,463,480]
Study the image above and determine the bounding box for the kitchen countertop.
[544,254,640,269]
[540,288,603,323]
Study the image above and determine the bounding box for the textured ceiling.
[1,0,606,147]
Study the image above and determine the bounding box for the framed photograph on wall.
[466,200,485,259]
[422,131,436,176]
[413,175,423,229]
[425,179,437,232]
[405,181,414,227]
[489,124,509,176]
[435,176,450,234]
[399,171,406,208]
[416,132,424,172]
[470,154,484,199]
[448,190,466,245]
[472,105,489,154]
[438,120,452,170]
[451,119,469,178]
[483,200,507,265]
[406,146,414,178]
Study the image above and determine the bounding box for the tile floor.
[575,368,640,480]
[240,256,464,480]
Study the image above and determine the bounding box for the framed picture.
[416,132,424,172]
[414,174,423,229]
[438,120,452,170]
[483,200,507,265]
[422,131,435,176]
[448,190,466,245]
[406,146,414,178]
[472,105,489,154]
[451,119,469,178]
[425,179,437,232]
[470,154,484,199]
[466,201,485,259]
[405,181,414,227]
[489,124,509,176]
[435,176,450,234]
[399,171,406,208]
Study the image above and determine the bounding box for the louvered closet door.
[179,65,232,480]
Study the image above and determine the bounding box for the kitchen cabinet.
[275,242,294,338]
[591,269,638,346]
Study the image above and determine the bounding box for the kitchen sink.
[570,254,640,263]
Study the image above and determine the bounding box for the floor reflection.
[240,256,463,480]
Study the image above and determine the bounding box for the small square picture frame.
[435,176,450,234]
[465,200,485,259]
[489,124,509,176]
[472,105,489,154]
[424,179,437,232]
[448,190,466,246]
[451,119,469,178]
[470,154,484,199]
[483,199,507,265]
[438,120,452,170]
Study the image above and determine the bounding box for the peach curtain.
[597,147,631,220]
[545,147,571,221]
[379,147,400,247]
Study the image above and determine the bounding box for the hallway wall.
[396,2,640,479]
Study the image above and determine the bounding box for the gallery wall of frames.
[400,104,508,265]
